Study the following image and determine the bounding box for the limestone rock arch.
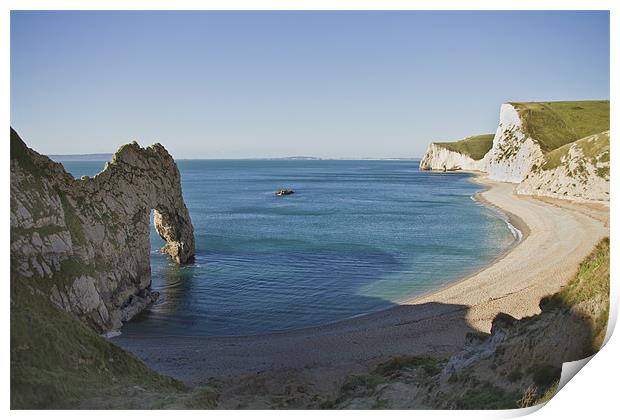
[10,128,195,333]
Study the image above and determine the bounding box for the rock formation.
[484,103,545,183]
[419,143,486,172]
[10,128,195,333]
[517,131,610,202]
[419,101,610,202]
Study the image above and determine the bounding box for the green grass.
[10,128,41,177]
[452,239,610,410]
[339,374,385,396]
[373,356,442,377]
[59,192,88,245]
[596,166,609,179]
[435,134,495,160]
[527,364,562,388]
[511,101,609,152]
[541,131,610,171]
[453,382,518,410]
[543,237,610,351]
[507,369,523,383]
[322,356,443,408]
[516,380,560,408]
[533,381,559,406]
[10,272,218,409]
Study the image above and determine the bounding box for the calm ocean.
[61,159,517,336]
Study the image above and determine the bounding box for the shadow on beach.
[112,300,478,383]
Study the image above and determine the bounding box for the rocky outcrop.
[517,131,610,202]
[10,128,195,334]
[484,104,545,183]
[419,143,486,172]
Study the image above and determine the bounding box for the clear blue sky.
[11,11,609,158]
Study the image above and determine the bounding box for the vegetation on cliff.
[11,269,218,408]
[427,100,609,163]
[510,100,610,152]
[435,134,494,160]
[518,129,610,200]
[10,128,203,408]
[543,237,610,351]
[421,100,610,201]
[541,131,609,173]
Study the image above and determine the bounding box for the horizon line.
[49,153,424,161]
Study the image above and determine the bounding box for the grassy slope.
[545,237,610,351]
[11,271,218,409]
[459,237,611,408]
[541,131,610,171]
[435,134,495,160]
[510,100,610,152]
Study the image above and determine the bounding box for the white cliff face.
[517,132,610,202]
[10,129,195,333]
[418,104,544,181]
[484,104,544,183]
[419,103,608,203]
[419,143,486,171]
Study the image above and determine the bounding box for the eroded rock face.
[419,143,486,172]
[484,104,545,183]
[10,128,195,333]
[517,131,610,202]
[419,103,609,203]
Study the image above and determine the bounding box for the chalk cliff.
[517,131,610,202]
[10,128,195,334]
[419,143,486,172]
[419,101,610,203]
[484,104,545,183]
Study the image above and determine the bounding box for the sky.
[10,11,610,159]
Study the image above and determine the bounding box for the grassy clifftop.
[435,134,495,160]
[425,100,609,169]
[511,100,610,152]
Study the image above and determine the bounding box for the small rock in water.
[274,189,295,196]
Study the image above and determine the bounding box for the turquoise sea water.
[61,159,517,336]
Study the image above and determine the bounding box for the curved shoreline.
[392,173,528,307]
[112,177,608,384]
[119,172,522,339]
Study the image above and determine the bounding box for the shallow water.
[61,159,516,336]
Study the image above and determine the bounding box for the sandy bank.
[112,177,608,386]
[406,177,607,331]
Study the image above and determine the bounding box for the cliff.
[10,128,195,334]
[484,103,545,182]
[419,134,493,171]
[517,131,610,201]
[420,100,610,202]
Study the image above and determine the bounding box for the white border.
[1,0,617,11]
[2,2,617,419]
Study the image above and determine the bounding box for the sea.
[60,159,518,337]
